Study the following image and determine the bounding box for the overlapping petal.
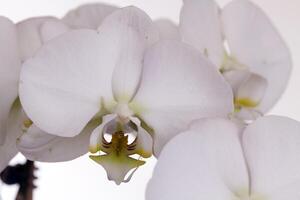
[222,0,292,113]
[180,0,224,67]
[62,3,118,29]
[40,19,70,42]
[16,16,57,61]
[19,30,108,137]
[0,16,21,144]
[154,19,180,40]
[107,6,159,102]
[132,41,233,155]
[0,100,24,172]
[243,116,300,198]
[147,116,300,199]
[146,118,248,200]
[17,122,95,162]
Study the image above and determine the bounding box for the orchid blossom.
[18,6,233,184]
[147,116,300,200]
[180,0,292,120]
[12,4,123,162]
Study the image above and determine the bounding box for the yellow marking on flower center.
[234,98,259,112]
[23,119,33,129]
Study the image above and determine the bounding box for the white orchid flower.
[14,14,112,164]
[18,6,233,184]
[147,116,300,200]
[180,0,292,120]
[0,16,22,171]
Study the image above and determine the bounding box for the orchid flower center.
[220,54,248,74]
[219,53,267,118]
[89,103,153,185]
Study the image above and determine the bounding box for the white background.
[0,0,300,199]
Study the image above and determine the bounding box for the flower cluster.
[0,0,297,199]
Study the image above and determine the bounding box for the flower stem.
[0,160,37,200]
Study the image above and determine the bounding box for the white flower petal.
[130,117,152,158]
[132,41,233,155]
[62,3,118,29]
[146,118,248,200]
[0,17,21,144]
[17,16,56,61]
[154,19,181,40]
[180,0,224,67]
[243,116,300,197]
[90,154,145,185]
[89,114,117,153]
[17,122,94,162]
[103,6,158,103]
[0,100,24,172]
[40,19,70,42]
[19,30,112,137]
[268,183,300,200]
[222,0,292,113]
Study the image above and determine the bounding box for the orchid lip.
[89,113,153,184]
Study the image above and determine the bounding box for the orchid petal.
[146,118,248,200]
[17,120,95,162]
[0,100,24,172]
[105,6,159,103]
[40,19,70,42]
[130,117,152,158]
[243,116,300,197]
[0,17,20,144]
[62,3,118,29]
[90,154,144,185]
[180,0,224,67]
[132,41,233,155]
[17,16,56,61]
[222,0,292,113]
[89,114,117,154]
[19,30,110,137]
[154,19,180,40]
